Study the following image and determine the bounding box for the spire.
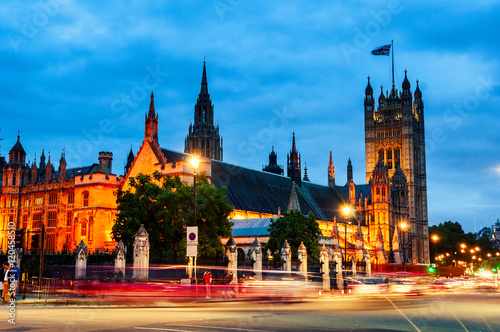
[303,163,310,181]
[287,132,301,184]
[365,76,373,95]
[287,182,301,212]
[414,80,422,98]
[263,145,283,175]
[328,151,335,188]
[144,92,159,143]
[347,158,353,184]
[402,69,410,89]
[39,149,46,170]
[125,146,135,174]
[200,59,208,96]
[59,151,67,180]
[148,92,155,117]
[378,85,386,104]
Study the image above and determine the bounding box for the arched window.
[81,219,87,237]
[401,192,405,204]
[376,187,380,198]
[382,187,386,198]
[387,148,393,169]
[82,191,89,207]
[378,149,384,163]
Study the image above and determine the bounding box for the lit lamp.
[342,206,351,266]
[190,156,200,226]
[401,222,408,277]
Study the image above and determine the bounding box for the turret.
[59,152,67,181]
[98,151,113,175]
[263,146,284,175]
[401,69,412,111]
[346,158,353,185]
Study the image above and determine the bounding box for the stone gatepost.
[226,237,237,283]
[355,220,365,261]
[319,244,330,291]
[187,256,194,279]
[392,230,402,264]
[250,238,262,280]
[351,256,357,276]
[75,240,87,279]
[333,250,343,290]
[365,252,372,277]
[297,241,308,279]
[376,226,387,265]
[280,240,292,272]
[114,240,126,279]
[133,224,150,279]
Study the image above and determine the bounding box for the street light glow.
[190,156,200,170]
[342,206,351,216]
[431,234,438,242]
[401,222,407,230]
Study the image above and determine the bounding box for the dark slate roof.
[338,184,371,202]
[36,164,98,184]
[160,148,350,222]
[231,218,273,237]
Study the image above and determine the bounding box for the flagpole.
[391,40,394,90]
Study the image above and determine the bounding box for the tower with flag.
[364,41,429,264]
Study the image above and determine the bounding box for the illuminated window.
[48,211,57,228]
[81,219,87,237]
[387,149,393,169]
[82,191,89,207]
[22,214,28,229]
[68,193,74,204]
[49,193,57,205]
[382,187,386,198]
[33,213,43,228]
[34,195,44,206]
[66,211,73,227]
[376,187,380,198]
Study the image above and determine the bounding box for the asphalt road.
[2,291,499,331]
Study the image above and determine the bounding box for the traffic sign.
[187,226,198,245]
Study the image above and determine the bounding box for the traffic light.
[31,234,40,250]
[492,268,497,272]
[427,265,436,273]
[15,229,24,248]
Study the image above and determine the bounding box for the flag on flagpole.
[371,44,391,56]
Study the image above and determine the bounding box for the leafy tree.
[112,171,233,259]
[429,221,494,266]
[265,210,322,261]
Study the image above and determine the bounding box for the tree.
[265,210,322,261]
[112,171,234,259]
[429,221,494,266]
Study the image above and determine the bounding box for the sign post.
[186,226,198,288]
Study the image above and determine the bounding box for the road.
[2,291,499,331]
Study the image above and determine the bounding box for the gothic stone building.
[0,63,429,263]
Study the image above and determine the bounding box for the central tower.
[184,61,223,161]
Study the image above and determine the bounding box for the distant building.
[476,219,500,250]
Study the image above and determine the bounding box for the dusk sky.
[1,1,499,232]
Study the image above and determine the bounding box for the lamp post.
[190,156,200,227]
[401,222,407,278]
[342,206,351,266]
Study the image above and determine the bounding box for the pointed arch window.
[81,219,87,237]
[382,187,386,198]
[82,191,89,207]
[387,148,393,169]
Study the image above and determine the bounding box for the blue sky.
[1,1,499,232]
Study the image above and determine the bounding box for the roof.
[338,183,371,202]
[160,148,350,222]
[231,218,273,237]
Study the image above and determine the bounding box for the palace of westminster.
[0,62,430,264]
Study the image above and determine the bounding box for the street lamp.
[190,156,200,227]
[401,222,408,278]
[342,206,351,266]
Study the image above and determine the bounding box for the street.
[3,291,499,331]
